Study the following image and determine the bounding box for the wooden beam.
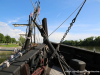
[13,24,42,28]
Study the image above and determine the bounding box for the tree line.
[62,36,100,46]
[0,33,16,44]
[0,33,26,46]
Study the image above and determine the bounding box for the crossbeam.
[13,24,42,28]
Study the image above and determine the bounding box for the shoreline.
[0,46,22,50]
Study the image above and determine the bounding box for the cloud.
[0,21,99,43]
[48,30,99,43]
[0,21,25,40]
[7,18,20,24]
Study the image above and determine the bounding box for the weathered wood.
[21,64,30,75]
[34,23,35,43]
[42,18,48,45]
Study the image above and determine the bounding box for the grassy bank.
[0,51,13,63]
[0,51,13,55]
[0,44,19,47]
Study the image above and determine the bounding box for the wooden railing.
[51,42,100,72]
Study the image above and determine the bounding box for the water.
[0,51,13,64]
[76,46,100,52]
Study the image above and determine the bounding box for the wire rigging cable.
[31,0,35,8]
[31,0,41,43]
[48,0,86,37]
[58,57,66,75]
[50,0,86,73]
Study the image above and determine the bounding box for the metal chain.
[60,0,86,44]
[51,22,73,59]
[48,0,86,37]
[51,0,86,59]
[60,23,73,43]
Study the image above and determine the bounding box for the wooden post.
[24,15,33,50]
[34,24,35,43]
[42,18,48,44]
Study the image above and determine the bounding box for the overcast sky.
[0,0,100,43]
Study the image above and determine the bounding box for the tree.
[11,38,16,43]
[5,35,11,45]
[94,36,100,46]
[18,36,25,46]
[0,33,5,43]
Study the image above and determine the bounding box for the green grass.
[0,58,7,64]
[0,51,14,64]
[0,51,13,55]
[0,44,19,47]
[0,43,19,64]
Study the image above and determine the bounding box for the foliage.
[0,33,5,43]
[11,38,16,43]
[5,35,11,45]
[16,41,19,44]
[62,36,100,46]
[18,36,25,46]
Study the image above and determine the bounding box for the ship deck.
[50,66,63,75]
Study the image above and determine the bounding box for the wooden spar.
[13,24,42,28]
[12,24,29,27]
[34,22,35,43]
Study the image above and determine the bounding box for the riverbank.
[0,44,19,47]
[76,46,100,52]
[0,46,22,64]
[0,46,22,50]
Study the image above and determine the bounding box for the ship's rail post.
[42,18,52,75]
[42,18,48,44]
[42,18,48,66]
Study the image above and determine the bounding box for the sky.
[0,0,100,43]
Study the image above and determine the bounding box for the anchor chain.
[51,0,87,59]
[60,0,86,44]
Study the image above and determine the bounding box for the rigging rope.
[36,28,38,43]
[50,0,86,60]
[48,0,86,37]
[31,0,48,44]
[37,16,41,43]
[30,0,86,75]
[31,0,35,8]
[31,0,41,43]
[58,57,66,75]
[50,0,86,74]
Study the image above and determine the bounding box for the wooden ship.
[0,0,100,75]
